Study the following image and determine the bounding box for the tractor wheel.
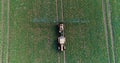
[58,47,60,50]
[64,46,66,50]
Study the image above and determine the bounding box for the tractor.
[58,23,66,51]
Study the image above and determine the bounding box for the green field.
[0,0,120,63]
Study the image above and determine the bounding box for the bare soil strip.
[1,0,4,63]
[6,0,10,63]
[106,0,116,63]
[102,0,110,63]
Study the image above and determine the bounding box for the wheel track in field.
[106,0,116,63]
[61,0,66,63]
[56,0,61,63]
[57,53,60,63]
[56,0,66,63]
[102,0,111,63]
[61,0,64,22]
[6,0,10,63]
[1,0,4,63]
[102,0,116,63]
[63,51,66,63]
[56,0,59,23]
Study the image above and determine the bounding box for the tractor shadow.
[53,24,61,52]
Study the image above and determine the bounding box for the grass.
[0,0,119,63]
[9,0,58,63]
[64,0,108,63]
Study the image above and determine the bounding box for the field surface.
[0,0,120,63]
